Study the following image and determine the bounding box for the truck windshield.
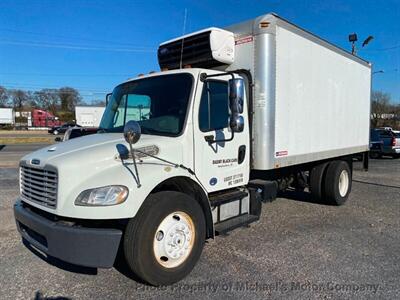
[99,73,193,136]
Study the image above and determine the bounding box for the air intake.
[158,28,234,70]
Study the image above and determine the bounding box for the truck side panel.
[270,26,371,169]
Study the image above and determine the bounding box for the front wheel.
[123,191,206,286]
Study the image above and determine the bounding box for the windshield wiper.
[97,128,108,133]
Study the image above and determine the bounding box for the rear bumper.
[14,199,122,268]
[382,147,400,154]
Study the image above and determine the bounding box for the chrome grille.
[20,165,58,208]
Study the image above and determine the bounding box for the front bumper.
[14,199,122,268]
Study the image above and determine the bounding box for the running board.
[215,214,259,235]
[209,189,248,206]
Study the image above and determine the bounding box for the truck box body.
[75,106,105,127]
[0,108,15,125]
[160,13,371,171]
[224,14,372,170]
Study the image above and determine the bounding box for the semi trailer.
[75,105,106,128]
[0,107,15,126]
[14,13,371,286]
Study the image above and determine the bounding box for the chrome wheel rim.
[153,211,195,268]
[338,170,349,197]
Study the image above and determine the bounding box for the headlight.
[75,185,129,206]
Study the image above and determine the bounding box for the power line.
[363,45,400,52]
[0,27,151,48]
[1,82,110,94]
[0,39,156,52]
[0,72,134,77]
[3,86,108,96]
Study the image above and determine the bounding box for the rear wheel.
[324,161,352,205]
[309,162,328,201]
[124,191,205,286]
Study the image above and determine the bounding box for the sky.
[0,0,399,103]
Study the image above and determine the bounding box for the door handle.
[238,145,246,164]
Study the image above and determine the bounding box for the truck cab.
[14,67,255,285]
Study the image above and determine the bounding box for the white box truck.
[75,105,105,127]
[14,13,371,285]
[0,107,15,126]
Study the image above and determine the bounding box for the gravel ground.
[0,158,399,299]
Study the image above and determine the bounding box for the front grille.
[20,165,58,208]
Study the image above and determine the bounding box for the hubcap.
[338,170,349,197]
[153,211,195,268]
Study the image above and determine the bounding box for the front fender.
[52,161,205,220]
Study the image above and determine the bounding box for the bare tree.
[371,91,392,128]
[0,86,9,107]
[33,89,60,115]
[58,87,82,112]
[10,89,29,110]
[90,99,106,106]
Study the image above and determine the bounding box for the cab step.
[215,214,259,235]
[209,189,248,206]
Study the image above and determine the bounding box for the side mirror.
[124,120,141,145]
[106,93,112,106]
[230,114,244,133]
[229,78,244,114]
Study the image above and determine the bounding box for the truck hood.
[21,133,182,168]
[19,132,192,219]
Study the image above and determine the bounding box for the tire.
[309,162,328,201]
[123,191,206,286]
[324,161,352,205]
[369,151,380,159]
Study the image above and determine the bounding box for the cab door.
[193,76,250,192]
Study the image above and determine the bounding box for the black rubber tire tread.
[324,160,352,206]
[309,162,328,202]
[123,191,206,286]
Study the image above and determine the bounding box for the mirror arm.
[200,72,235,82]
[128,143,141,188]
[204,131,235,144]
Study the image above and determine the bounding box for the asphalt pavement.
[0,155,399,299]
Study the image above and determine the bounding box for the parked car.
[48,123,80,135]
[369,140,384,159]
[370,128,400,158]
